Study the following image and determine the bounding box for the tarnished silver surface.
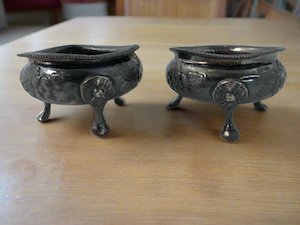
[19,45,142,137]
[166,45,286,142]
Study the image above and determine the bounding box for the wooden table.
[0,17,299,225]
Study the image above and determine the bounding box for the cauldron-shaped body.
[18,45,142,137]
[166,45,286,141]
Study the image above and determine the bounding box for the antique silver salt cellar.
[18,45,142,137]
[166,45,286,141]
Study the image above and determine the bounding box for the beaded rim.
[17,45,139,63]
[170,45,285,60]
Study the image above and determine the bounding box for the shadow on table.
[52,100,299,147]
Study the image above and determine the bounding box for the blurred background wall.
[0,0,6,27]
[0,0,299,45]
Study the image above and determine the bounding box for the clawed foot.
[167,95,183,110]
[92,122,110,137]
[221,126,240,142]
[114,97,126,106]
[254,101,268,111]
[37,103,51,123]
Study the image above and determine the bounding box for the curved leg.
[91,101,110,137]
[213,79,249,142]
[167,95,183,110]
[114,97,126,106]
[37,103,51,123]
[254,101,268,111]
[220,103,240,142]
[81,75,115,137]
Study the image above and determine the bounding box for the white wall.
[62,2,108,20]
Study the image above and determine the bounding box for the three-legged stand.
[37,97,125,137]
[36,75,127,137]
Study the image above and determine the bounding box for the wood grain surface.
[0,17,299,225]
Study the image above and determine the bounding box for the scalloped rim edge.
[17,45,139,62]
[170,45,285,60]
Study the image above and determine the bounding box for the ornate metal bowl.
[166,45,286,141]
[18,45,142,137]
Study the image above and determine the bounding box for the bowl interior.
[202,46,257,56]
[171,45,284,65]
[17,45,140,64]
[52,46,112,55]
